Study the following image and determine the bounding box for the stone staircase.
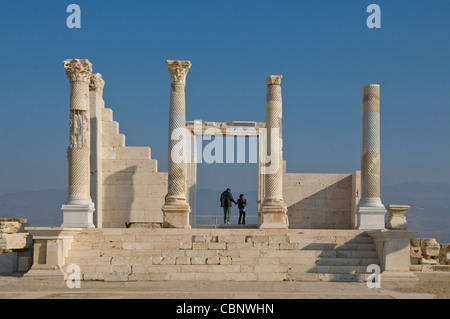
[100,107,167,228]
[64,229,379,282]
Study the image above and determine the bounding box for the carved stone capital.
[166,60,191,84]
[63,59,92,83]
[267,75,282,85]
[89,73,105,95]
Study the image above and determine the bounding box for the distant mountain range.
[1,181,448,242]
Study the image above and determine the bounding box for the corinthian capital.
[89,73,105,95]
[267,75,283,85]
[166,60,192,84]
[63,59,92,83]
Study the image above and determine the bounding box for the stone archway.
[184,121,265,228]
[161,60,288,229]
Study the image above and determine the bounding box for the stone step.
[116,147,151,160]
[102,108,113,122]
[81,272,371,282]
[80,271,372,282]
[102,121,119,135]
[73,228,371,237]
[65,228,379,282]
[67,263,372,276]
[72,232,373,244]
[69,240,376,253]
[68,247,378,260]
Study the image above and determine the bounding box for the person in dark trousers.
[237,194,247,225]
[220,188,236,225]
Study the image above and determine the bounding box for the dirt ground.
[0,271,448,299]
[382,272,450,299]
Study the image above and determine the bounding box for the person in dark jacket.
[220,188,236,225]
[236,194,247,225]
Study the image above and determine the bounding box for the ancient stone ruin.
[3,58,448,282]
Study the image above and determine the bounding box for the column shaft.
[68,80,91,200]
[259,75,288,229]
[361,84,381,203]
[167,82,188,199]
[356,84,386,230]
[61,59,95,228]
[162,60,192,229]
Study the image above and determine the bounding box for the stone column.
[259,75,288,229]
[161,60,191,228]
[356,84,386,229]
[89,73,105,228]
[61,59,95,228]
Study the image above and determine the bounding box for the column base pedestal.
[162,199,191,229]
[259,200,288,229]
[367,229,418,281]
[356,203,386,230]
[61,201,95,228]
[24,227,82,278]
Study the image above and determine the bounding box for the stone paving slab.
[0,273,446,299]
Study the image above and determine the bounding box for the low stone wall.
[410,238,450,271]
[283,172,360,229]
[0,218,33,273]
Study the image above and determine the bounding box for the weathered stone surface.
[0,233,31,250]
[410,238,422,258]
[0,252,18,273]
[385,205,409,230]
[0,221,21,234]
[421,238,440,258]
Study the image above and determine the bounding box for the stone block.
[0,233,30,250]
[192,243,208,250]
[83,273,105,281]
[230,257,255,265]
[254,265,287,273]
[102,108,113,121]
[0,252,17,273]
[116,147,150,160]
[258,272,286,281]
[102,147,117,160]
[191,257,206,265]
[17,256,33,273]
[421,238,440,258]
[101,228,123,236]
[409,265,422,271]
[208,242,226,250]
[181,265,208,273]
[239,250,261,258]
[225,272,258,281]
[0,221,21,234]
[207,265,240,273]
[206,257,220,265]
[219,257,232,265]
[102,121,119,135]
[179,241,192,250]
[104,272,129,282]
[410,239,422,258]
[176,257,191,265]
[287,273,319,282]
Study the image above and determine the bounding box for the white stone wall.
[283,172,360,229]
[91,106,168,228]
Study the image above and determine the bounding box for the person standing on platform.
[220,188,236,225]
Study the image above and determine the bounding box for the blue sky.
[0,1,449,195]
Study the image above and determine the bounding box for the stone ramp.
[65,229,379,282]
